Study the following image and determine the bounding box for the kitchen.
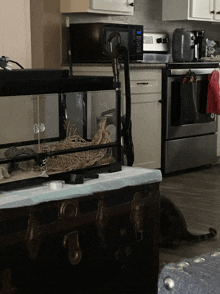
[3,0,220,168]
[1,0,220,293]
[33,0,220,170]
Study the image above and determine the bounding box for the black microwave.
[69,23,143,63]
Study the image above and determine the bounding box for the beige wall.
[30,0,62,68]
[0,0,62,69]
[0,0,32,68]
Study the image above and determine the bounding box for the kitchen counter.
[121,62,166,69]
[62,62,166,70]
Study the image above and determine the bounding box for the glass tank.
[0,69,121,190]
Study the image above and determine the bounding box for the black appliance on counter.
[172,28,205,62]
[162,62,219,174]
[68,23,143,63]
[193,30,205,61]
[0,69,122,190]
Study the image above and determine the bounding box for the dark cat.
[160,195,217,248]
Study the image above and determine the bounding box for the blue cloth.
[158,251,220,293]
[0,166,162,209]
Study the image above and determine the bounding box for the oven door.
[165,68,217,140]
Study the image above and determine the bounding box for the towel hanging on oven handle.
[179,70,199,124]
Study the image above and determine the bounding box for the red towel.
[206,70,220,115]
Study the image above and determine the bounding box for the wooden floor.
[159,163,220,272]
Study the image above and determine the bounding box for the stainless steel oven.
[162,62,219,174]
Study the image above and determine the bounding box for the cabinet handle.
[216,11,220,14]
[158,100,163,104]
[210,10,215,14]
[137,82,149,85]
[129,2,134,6]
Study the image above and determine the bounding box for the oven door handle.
[170,68,217,76]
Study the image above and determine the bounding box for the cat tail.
[188,228,217,242]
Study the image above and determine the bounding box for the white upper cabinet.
[60,0,134,15]
[214,0,220,20]
[190,0,214,20]
[163,0,220,22]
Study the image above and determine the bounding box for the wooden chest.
[0,167,161,294]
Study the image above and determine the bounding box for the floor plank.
[159,164,220,272]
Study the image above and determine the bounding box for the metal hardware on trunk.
[59,200,79,218]
[25,211,42,259]
[136,230,144,241]
[1,269,16,294]
[120,228,127,236]
[130,192,146,241]
[63,231,82,265]
[96,200,109,240]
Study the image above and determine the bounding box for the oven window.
[170,77,214,126]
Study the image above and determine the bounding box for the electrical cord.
[7,59,24,69]
[0,56,24,70]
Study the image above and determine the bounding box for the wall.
[61,0,220,64]
[0,0,32,68]
[30,0,62,68]
[0,0,33,159]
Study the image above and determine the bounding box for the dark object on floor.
[160,195,217,248]
[158,250,220,293]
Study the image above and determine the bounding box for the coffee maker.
[192,30,205,61]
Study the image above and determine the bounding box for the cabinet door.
[214,0,220,20]
[131,94,161,169]
[91,0,134,14]
[190,0,214,20]
[121,69,162,169]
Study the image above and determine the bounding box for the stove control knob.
[162,38,168,43]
